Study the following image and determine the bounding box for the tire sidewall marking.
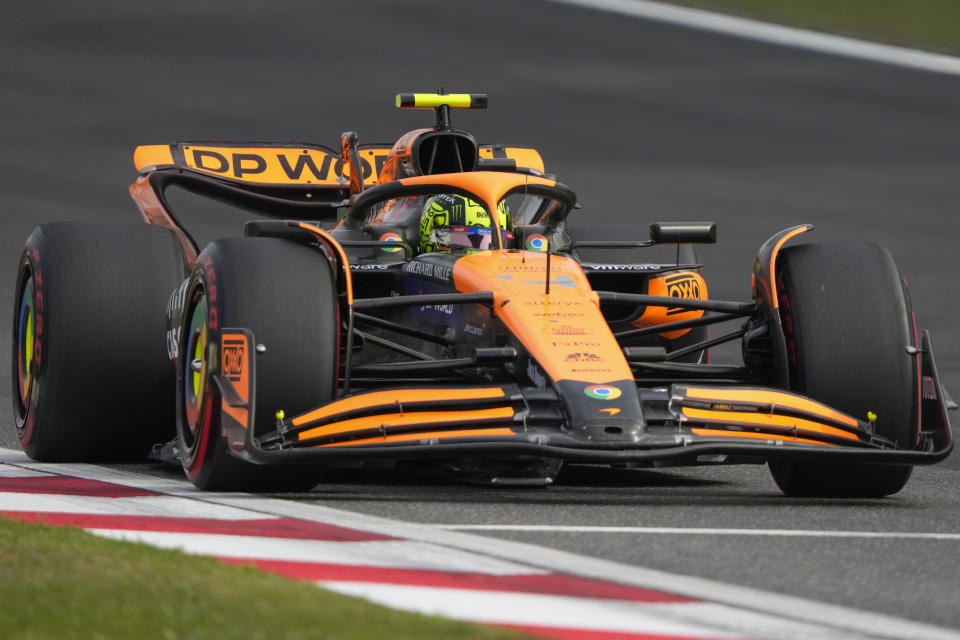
[14,245,44,445]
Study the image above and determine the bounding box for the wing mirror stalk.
[340,131,364,196]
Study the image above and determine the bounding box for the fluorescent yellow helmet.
[418,194,513,253]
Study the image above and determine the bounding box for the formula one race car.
[12,93,953,496]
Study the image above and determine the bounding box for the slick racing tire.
[769,242,919,498]
[12,222,186,461]
[176,237,338,491]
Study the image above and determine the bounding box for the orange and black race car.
[12,93,953,496]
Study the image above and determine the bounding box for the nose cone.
[555,379,646,442]
[453,251,644,440]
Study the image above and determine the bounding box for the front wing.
[213,329,953,468]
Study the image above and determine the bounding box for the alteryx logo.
[584,385,622,400]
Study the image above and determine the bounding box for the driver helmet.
[418,194,513,254]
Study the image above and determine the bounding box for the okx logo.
[664,273,704,315]
[222,339,246,381]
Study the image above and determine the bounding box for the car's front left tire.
[768,242,919,498]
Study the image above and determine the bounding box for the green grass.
[0,517,531,640]
[663,0,960,54]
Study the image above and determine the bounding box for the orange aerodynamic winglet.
[673,385,872,446]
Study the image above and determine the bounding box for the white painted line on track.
[321,582,742,638]
[0,492,272,519]
[0,466,51,478]
[429,524,960,541]
[542,0,960,77]
[2,449,958,640]
[87,529,544,575]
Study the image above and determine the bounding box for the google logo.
[379,232,403,253]
[584,385,622,400]
[525,234,548,251]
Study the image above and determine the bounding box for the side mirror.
[340,131,364,196]
[650,222,717,244]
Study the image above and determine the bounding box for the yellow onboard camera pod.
[396,93,488,131]
[396,93,488,109]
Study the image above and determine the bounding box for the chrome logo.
[584,385,622,400]
[524,234,548,251]
[379,232,403,253]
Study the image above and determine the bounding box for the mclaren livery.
[12,93,953,496]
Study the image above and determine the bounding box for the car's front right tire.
[12,222,185,461]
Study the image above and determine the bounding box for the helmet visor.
[432,225,514,251]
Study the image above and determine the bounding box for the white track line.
[2,449,958,640]
[323,583,743,638]
[0,466,51,478]
[0,492,271,519]
[430,524,960,541]
[542,0,960,76]
[88,530,542,575]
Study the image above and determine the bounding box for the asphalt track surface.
[2,0,959,635]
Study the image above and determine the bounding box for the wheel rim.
[14,272,35,425]
[182,290,208,447]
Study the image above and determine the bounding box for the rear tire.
[176,237,338,491]
[768,242,919,498]
[12,222,186,461]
